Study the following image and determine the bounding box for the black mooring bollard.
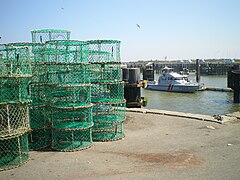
[228,69,240,103]
[122,68,147,108]
[232,71,240,103]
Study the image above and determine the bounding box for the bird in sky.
[136,24,141,29]
[61,7,64,10]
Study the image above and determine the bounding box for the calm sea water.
[142,75,240,115]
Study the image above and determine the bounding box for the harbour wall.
[127,61,240,75]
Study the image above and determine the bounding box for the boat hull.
[146,84,199,93]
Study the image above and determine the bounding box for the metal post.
[196,59,200,83]
[233,80,240,103]
[232,70,240,103]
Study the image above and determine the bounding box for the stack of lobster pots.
[44,40,93,151]
[87,40,126,141]
[0,44,31,170]
[27,42,52,150]
[28,29,71,150]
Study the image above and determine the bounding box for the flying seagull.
[136,24,141,29]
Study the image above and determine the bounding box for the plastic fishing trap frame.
[92,100,126,141]
[6,42,46,83]
[46,63,91,85]
[29,105,50,129]
[51,126,92,152]
[45,84,91,108]
[91,81,124,104]
[0,45,32,78]
[47,83,93,151]
[0,132,29,171]
[28,104,51,150]
[51,104,93,130]
[44,40,89,64]
[87,40,121,63]
[31,29,71,43]
[6,42,45,62]
[28,126,51,150]
[0,77,31,103]
[29,83,46,106]
[0,102,30,138]
[90,62,121,83]
[50,104,93,151]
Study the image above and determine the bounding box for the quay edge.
[126,108,240,124]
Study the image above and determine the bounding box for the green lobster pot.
[51,127,92,152]
[0,102,30,138]
[0,132,29,171]
[90,63,121,83]
[91,82,124,104]
[87,40,121,63]
[46,63,90,85]
[29,83,46,106]
[92,100,126,141]
[28,126,51,151]
[46,84,91,108]
[0,45,32,78]
[44,40,88,64]
[0,77,31,103]
[29,105,49,129]
[31,29,71,43]
[92,121,124,142]
[51,104,93,130]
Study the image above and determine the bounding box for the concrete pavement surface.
[1,111,240,180]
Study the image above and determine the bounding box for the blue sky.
[1,0,240,61]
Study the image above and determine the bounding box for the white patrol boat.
[146,67,201,93]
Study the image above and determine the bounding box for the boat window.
[174,77,182,80]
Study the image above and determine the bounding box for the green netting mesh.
[88,40,125,142]
[44,40,89,64]
[90,63,121,83]
[6,42,45,63]
[46,64,90,85]
[87,40,121,63]
[0,103,30,138]
[28,126,51,151]
[46,84,91,108]
[5,43,46,84]
[29,105,50,129]
[92,100,126,124]
[0,78,31,103]
[31,64,47,84]
[0,132,29,171]
[0,45,32,77]
[51,105,93,130]
[92,100,125,141]
[31,29,71,43]
[29,83,46,106]
[92,121,124,142]
[51,127,92,152]
[91,82,124,104]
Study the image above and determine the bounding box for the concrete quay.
[127,108,240,124]
[1,110,240,180]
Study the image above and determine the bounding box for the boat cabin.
[158,67,189,84]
